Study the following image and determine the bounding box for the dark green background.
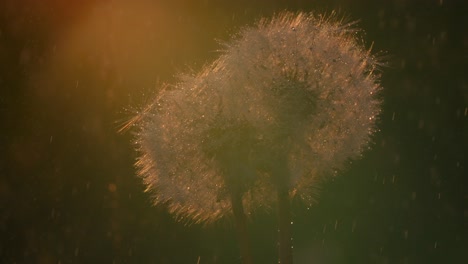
[1,0,466,263]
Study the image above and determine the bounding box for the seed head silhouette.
[130,11,382,263]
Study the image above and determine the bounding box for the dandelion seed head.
[131,11,382,223]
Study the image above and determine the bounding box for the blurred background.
[0,0,466,263]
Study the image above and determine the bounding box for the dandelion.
[129,11,382,264]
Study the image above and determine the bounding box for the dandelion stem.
[276,177,293,264]
[229,186,253,264]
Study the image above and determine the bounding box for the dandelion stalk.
[128,11,382,264]
[274,162,293,264]
[229,180,253,264]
